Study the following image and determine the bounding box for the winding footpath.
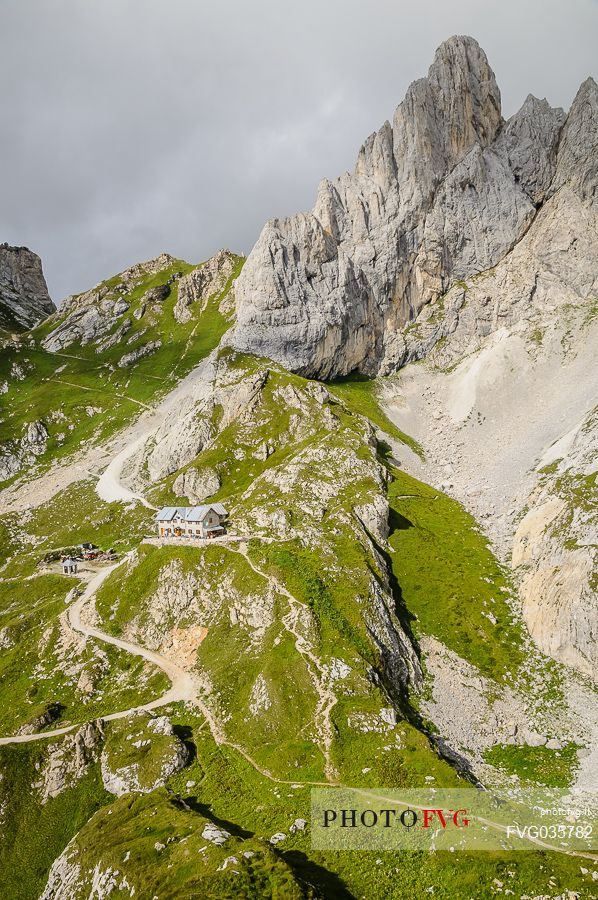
[0,554,331,787]
[0,560,196,746]
[0,364,595,862]
[4,554,591,861]
[236,544,339,782]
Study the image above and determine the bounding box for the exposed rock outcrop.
[42,297,131,352]
[41,249,238,357]
[174,249,237,323]
[16,701,62,736]
[173,465,221,503]
[145,396,214,481]
[140,356,267,483]
[117,339,161,368]
[39,721,103,803]
[232,36,597,380]
[41,253,177,353]
[100,712,189,796]
[0,244,54,330]
[0,419,49,484]
[513,407,597,680]
[123,555,275,653]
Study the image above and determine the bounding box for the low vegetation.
[385,464,524,682]
[483,742,580,787]
[0,285,590,896]
[0,253,244,487]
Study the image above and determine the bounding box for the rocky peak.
[0,243,55,331]
[551,76,598,198]
[174,248,237,323]
[232,37,598,379]
[400,35,502,167]
[495,95,565,204]
[118,251,178,285]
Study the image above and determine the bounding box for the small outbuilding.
[62,557,78,575]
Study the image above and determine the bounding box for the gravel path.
[0,353,217,516]
[0,559,197,746]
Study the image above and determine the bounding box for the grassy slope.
[327,375,424,457]
[0,479,170,734]
[2,479,153,579]
[0,254,243,484]
[94,362,464,788]
[0,570,168,734]
[0,320,590,896]
[482,741,580,788]
[2,703,592,900]
[0,253,243,730]
[0,741,110,900]
[386,465,523,682]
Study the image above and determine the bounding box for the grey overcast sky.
[1,0,596,301]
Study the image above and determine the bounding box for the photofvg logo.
[311,789,598,853]
[322,806,470,830]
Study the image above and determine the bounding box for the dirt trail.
[355,789,598,864]
[50,378,151,409]
[236,544,339,783]
[0,560,197,746]
[1,339,595,858]
[0,353,217,516]
[0,553,333,787]
[96,434,158,508]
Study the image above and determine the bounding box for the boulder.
[117,340,162,368]
[173,466,221,503]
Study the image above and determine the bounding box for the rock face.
[117,339,162,368]
[40,249,238,356]
[42,296,131,352]
[232,36,596,379]
[174,249,237,323]
[0,244,55,330]
[39,721,103,803]
[41,253,177,353]
[513,407,597,680]
[0,419,49,483]
[173,465,221,503]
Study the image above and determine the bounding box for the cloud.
[0,0,596,299]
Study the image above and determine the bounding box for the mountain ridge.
[0,35,596,900]
[231,35,597,380]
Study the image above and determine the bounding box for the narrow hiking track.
[2,366,595,858]
[95,434,158,508]
[0,559,197,746]
[355,789,598,864]
[0,523,593,858]
[0,355,216,516]
[235,544,339,783]
[0,554,332,787]
[50,378,151,409]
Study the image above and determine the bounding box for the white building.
[62,557,78,575]
[155,504,228,539]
